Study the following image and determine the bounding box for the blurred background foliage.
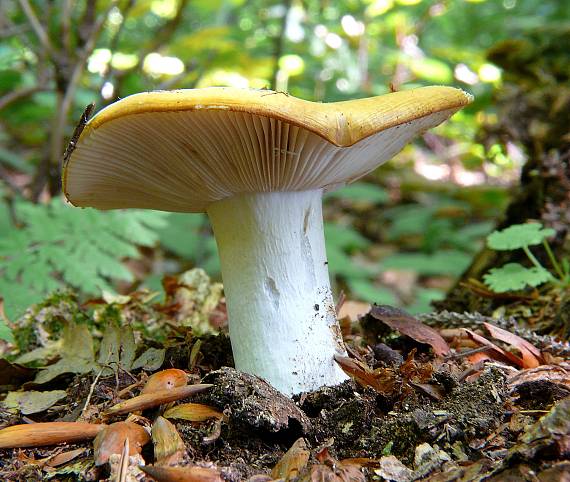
[0,0,568,320]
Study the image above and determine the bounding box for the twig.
[17,0,58,59]
[445,345,493,360]
[81,367,104,417]
[43,1,116,196]
[0,86,45,111]
[116,437,129,482]
[61,0,73,55]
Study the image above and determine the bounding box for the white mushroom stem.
[208,189,349,396]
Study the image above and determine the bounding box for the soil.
[1,304,569,481]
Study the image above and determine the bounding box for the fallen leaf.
[97,324,137,376]
[508,365,570,392]
[370,305,450,356]
[45,448,87,468]
[32,322,97,384]
[375,455,413,482]
[104,384,213,415]
[141,369,188,395]
[301,461,366,481]
[483,322,543,368]
[509,397,570,460]
[338,301,371,322]
[152,416,187,466]
[16,447,86,468]
[409,382,444,401]
[140,464,224,482]
[93,421,150,466]
[0,359,36,387]
[0,422,105,448]
[334,355,397,394]
[399,350,434,383]
[463,329,524,367]
[272,438,310,480]
[132,347,166,371]
[3,390,67,415]
[163,403,223,422]
[310,446,367,481]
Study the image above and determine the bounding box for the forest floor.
[0,273,569,481]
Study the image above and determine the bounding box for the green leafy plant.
[483,223,569,292]
[0,317,14,344]
[0,196,168,319]
[157,213,220,276]
[326,182,389,205]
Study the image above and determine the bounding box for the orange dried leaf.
[46,448,87,468]
[104,384,212,415]
[464,329,524,367]
[140,465,224,482]
[483,322,543,368]
[93,421,150,466]
[271,438,310,480]
[163,403,223,422]
[370,305,450,356]
[0,422,105,448]
[141,369,188,395]
[334,355,396,394]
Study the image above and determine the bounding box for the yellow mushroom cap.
[63,86,472,212]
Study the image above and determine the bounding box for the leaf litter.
[0,270,569,480]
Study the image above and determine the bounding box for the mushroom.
[63,86,472,396]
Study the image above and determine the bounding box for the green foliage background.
[1,0,567,325]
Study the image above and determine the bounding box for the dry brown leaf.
[463,329,524,367]
[370,305,450,356]
[16,447,86,468]
[374,455,413,482]
[93,421,150,466]
[0,421,105,448]
[163,403,223,422]
[272,438,310,480]
[104,384,212,415]
[45,447,87,468]
[483,322,543,368]
[307,447,367,481]
[140,465,224,482]
[340,458,380,468]
[141,369,188,395]
[334,355,397,394]
[152,416,187,466]
[338,301,371,322]
[508,364,570,390]
[301,461,366,481]
[409,382,444,401]
[399,350,434,383]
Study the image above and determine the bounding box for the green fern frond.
[0,197,168,319]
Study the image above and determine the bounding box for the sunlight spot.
[366,0,394,16]
[151,0,178,19]
[454,63,479,85]
[325,33,342,49]
[101,82,114,100]
[88,49,111,74]
[143,53,184,76]
[479,63,501,83]
[341,15,365,37]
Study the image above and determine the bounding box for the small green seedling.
[483,223,569,292]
